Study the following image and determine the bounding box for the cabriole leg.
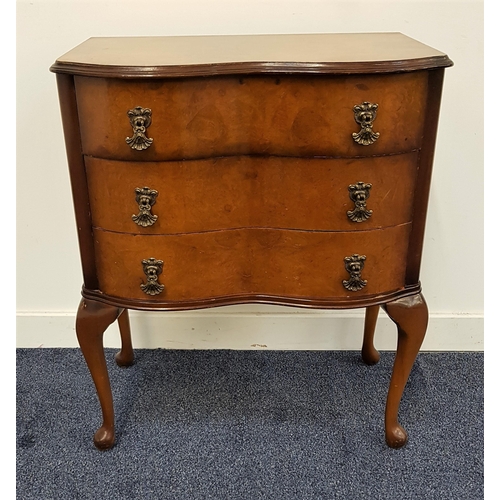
[362,305,380,365]
[382,293,428,448]
[115,309,134,367]
[75,298,121,450]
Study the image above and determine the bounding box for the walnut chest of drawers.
[51,33,453,450]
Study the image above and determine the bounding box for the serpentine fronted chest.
[50,33,453,450]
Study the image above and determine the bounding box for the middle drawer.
[86,153,418,234]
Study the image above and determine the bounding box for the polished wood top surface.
[50,33,453,77]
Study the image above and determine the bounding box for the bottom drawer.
[93,225,411,302]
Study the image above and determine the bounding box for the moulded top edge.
[50,33,453,77]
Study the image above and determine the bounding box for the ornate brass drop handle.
[352,102,380,146]
[126,106,153,151]
[342,254,367,292]
[132,187,158,227]
[140,258,165,296]
[347,182,373,223]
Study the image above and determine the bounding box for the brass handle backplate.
[126,106,153,151]
[140,257,164,296]
[347,182,373,223]
[342,254,367,292]
[132,187,158,227]
[352,102,380,146]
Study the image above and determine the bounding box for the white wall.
[16,0,484,350]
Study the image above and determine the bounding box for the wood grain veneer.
[93,225,411,302]
[86,153,419,234]
[75,72,428,161]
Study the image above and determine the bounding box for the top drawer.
[74,72,428,161]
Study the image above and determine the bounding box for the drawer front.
[86,153,418,234]
[93,225,411,302]
[75,72,428,161]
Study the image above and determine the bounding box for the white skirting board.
[16,307,484,351]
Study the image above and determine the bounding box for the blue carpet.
[16,349,483,499]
